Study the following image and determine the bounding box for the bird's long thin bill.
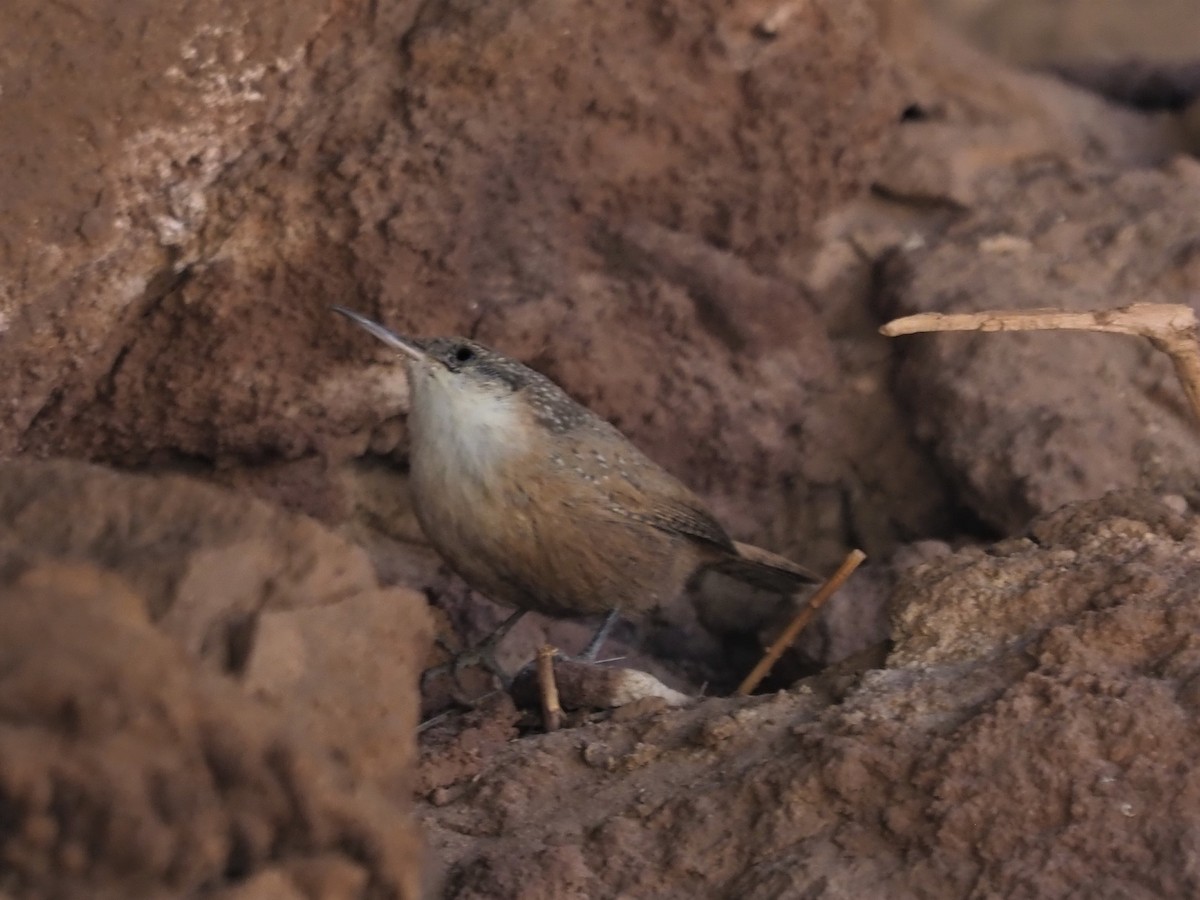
[331,306,427,362]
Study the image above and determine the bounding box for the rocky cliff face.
[3,0,1200,896]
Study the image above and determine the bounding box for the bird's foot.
[420,643,510,692]
[511,609,625,680]
[420,608,528,693]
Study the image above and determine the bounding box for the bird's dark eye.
[454,345,475,363]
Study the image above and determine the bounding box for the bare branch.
[736,549,867,697]
[880,303,1200,425]
[537,645,562,732]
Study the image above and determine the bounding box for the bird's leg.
[510,608,624,685]
[545,609,623,665]
[421,608,528,690]
[578,609,620,662]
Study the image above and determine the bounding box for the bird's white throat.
[407,367,529,484]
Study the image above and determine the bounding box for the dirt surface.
[5,0,1200,896]
[420,493,1200,898]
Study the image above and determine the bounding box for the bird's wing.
[559,423,737,551]
[560,452,817,595]
[624,494,735,550]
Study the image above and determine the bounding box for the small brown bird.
[334,307,816,675]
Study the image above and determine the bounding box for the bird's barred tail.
[707,541,820,594]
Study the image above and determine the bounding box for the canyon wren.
[334,307,817,671]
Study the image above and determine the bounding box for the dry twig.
[536,645,563,732]
[880,303,1200,426]
[736,549,867,696]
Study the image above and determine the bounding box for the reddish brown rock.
[0,0,339,458]
[922,0,1200,69]
[3,0,906,569]
[870,0,1180,209]
[878,164,1200,534]
[0,460,429,897]
[0,459,431,790]
[0,562,422,898]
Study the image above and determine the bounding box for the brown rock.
[878,165,1200,533]
[2,0,902,570]
[243,590,431,791]
[872,0,1180,208]
[0,0,338,458]
[922,0,1200,69]
[0,459,430,896]
[0,459,431,791]
[0,563,421,898]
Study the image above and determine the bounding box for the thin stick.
[879,303,1200,426]
[736,549,867,696]
[537,645,563,732]
[416,708,455,734]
